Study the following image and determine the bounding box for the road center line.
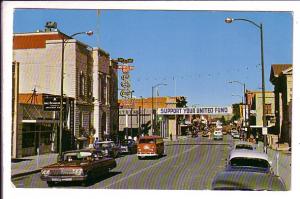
[103,144,200,189]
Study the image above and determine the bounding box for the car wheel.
[138,156,142,160]
[47,181,55,187]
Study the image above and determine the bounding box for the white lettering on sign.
[158,107,232,115]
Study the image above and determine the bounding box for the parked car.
[120,139,137,154]
[137,136,164,159]
[232,141,256,151]
[94,141,121,158]
[40,149,117,187]
[212,169,286,191]
[213,131,223,140]
[231,130,240,139]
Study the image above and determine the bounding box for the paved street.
[12,135,291,190]
[12,136,232,189]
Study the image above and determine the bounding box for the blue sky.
[13,9,293,106]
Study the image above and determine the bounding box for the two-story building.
[246,90,276,139]
[92,48,118,141]
[270,64,293,146]
[12,25,118,157]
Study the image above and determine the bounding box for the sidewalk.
[256,141,291,190]
[11,153,58,179]
[163,135,189,142]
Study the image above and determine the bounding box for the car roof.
[212,170,286,191]
[229,150,269,161]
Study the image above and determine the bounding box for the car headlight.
[72,168,83,176]
[41,169,50,176]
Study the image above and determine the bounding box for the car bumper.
[41,175,87,182]
[120,147,129,153]
[214,137,223,140]
[137,152,158,157]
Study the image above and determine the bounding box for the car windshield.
[235,145,253,150]
[230,157,269,168]
[139,139,155,144]
[63,151,92,162]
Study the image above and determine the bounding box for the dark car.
[94,141,121,158]
[212,169,287,191]
[40,149,117,187]
[120,139,137,154]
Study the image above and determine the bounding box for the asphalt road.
[12,135,232,189]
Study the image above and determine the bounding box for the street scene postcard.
[3,1,300,199]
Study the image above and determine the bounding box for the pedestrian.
[93,137,99,149]
[170,132,173,141]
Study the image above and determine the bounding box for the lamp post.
[225,17,266,152]
[231,94,244,133]
[59,30,93,157]
[130,90,135,138]
[229,81,247,136]
[140,96,144,134]
[151,83,167,135]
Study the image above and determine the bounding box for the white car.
[213,131,223,140]
[233,141,256,151]
[227,150,273,174]
[231,131,240,139]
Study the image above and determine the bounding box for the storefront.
[21,120,58,157]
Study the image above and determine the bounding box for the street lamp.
[231,94,243,102]
[228,81,247,133]
[130,90,135,138]
[151,83,167,135]
[59,30,93,157]
[140,96,144,134]
[225,17,267,152]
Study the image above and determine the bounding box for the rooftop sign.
[157,107,232,115]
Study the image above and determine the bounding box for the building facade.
[118,96,180,139]
[270,64,293,146]
[246,90,276,138]
[92,48,118,141]
[12,28,118,157]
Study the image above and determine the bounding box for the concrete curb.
[11,169,41,179]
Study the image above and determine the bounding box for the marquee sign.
[157,107,232,115]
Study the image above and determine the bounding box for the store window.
[79,71,85,97]
[265,104,272,115]
[22,132,35,148]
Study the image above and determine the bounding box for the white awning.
[22,119,59,123]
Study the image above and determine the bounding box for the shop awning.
[22,119,59,123]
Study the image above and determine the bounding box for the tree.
[231,103,241,122]
[176,96,187,107]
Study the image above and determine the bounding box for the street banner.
[157,106,232,115]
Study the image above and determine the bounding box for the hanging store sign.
[157,107,232,115]
[43,96,67,111]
